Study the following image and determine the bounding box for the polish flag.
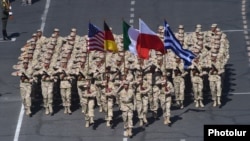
[136,19,164,59]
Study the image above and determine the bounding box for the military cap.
[211,24,217,28]
[196,24,202,28]
[71,28,77,32]
[32,33,37,37]
[54,28,60,32]
[178,25,184,29]
[158,25,164,30]
[37,29,42,32]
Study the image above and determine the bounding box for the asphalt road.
[0,0,250,141]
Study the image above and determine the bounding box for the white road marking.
[13,1,51,141]
[230,92,250,95]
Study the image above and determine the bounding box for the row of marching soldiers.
[11,23,229,137]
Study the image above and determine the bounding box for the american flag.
[88,22,105,52]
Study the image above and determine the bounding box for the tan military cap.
[37,29,42,32]
[178,25,184,29]
[71,28,77,32]
[54,28,60,32]
[196,24,202,28]
[158,25,164,30]
[211,24,217,27]
[32,33,37,37]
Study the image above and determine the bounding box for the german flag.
[104,21,118,53]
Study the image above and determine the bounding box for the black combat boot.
[2,30,11,40]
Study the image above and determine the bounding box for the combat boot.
[48,104,53,114]
[106,120,111,127]
[166,116,171,124]
[64,107,68,114]
[217,97,221,105]
[199,100,204,108]
[128,128,132,137]
[99,106,103,112]
[45,107,49,115]
[195,101,199,107]
[139,119,143,126]
[124,129,128,137]
[90,117,94,124]
[67,107,72,114]
[164,117,168,125]
[26,107,31,116]
[2,30,11,40]
[180,101,184,109]
[143,115,148,124]
[213,100,217,107]
[85,121,89,128]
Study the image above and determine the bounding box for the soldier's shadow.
[111,110,123,129]
[92,118,106,130]
[131,126,145,138]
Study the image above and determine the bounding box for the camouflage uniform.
[119,81,134,137]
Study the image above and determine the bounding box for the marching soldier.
[133,74,150,126]
[101,71,116,127]
[54,58,73,114]
[159,75,174,125]
[190,60,205,108]
[119,79,135,137]
[91,57,105,112]
[172,57,187,109]
[12,59,34,116]
[80,77,97,127]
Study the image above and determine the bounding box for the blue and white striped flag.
[164,20,196,68]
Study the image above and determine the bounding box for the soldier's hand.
[9,15,13,20]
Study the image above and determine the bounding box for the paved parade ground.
[0,0,250,141]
